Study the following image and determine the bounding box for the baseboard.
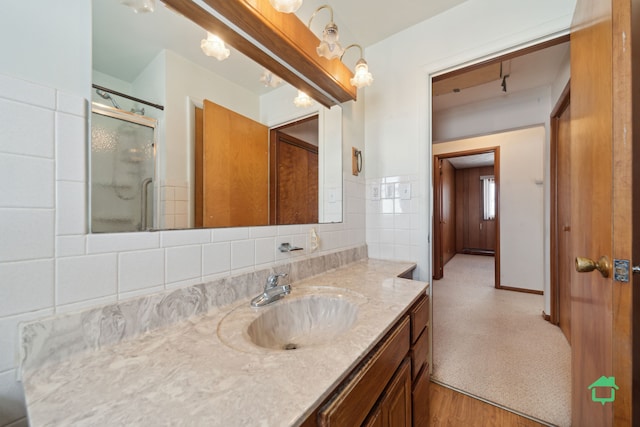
[460,248,495,256]
[541,310,551,321]
[496,285,544,295]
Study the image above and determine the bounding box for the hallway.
[432,254,571,426]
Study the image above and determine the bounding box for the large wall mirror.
[90,0,343,233]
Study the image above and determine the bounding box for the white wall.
[433,127,546,292]
[364,0,576,282]
[0,2,365,426]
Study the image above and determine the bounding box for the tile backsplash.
[366,175,421,262]
[0,73,366,427]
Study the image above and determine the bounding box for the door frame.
[549,81,570,325]
[433,147,500,288]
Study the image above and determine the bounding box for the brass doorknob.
[575,256,610,278]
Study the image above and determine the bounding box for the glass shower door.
[91,103,157,233]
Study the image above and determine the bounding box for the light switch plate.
[382,183,395,199]
[370,184,380,200]
[398,183,411,200]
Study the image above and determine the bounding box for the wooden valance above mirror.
[162,0,357,108]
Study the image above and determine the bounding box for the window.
[481,176,496,220]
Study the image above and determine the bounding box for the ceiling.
[93,0,469,98]
[329,0,468,48]
[432,41,570,112]
[447,153,494,169]
[95,1,569,117]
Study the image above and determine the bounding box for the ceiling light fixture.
[308,5,344,60]
[269,0,303,13]
[260,69,284,87]
[294,90,314,108]
[120,0,156,13]
[200,32,231,61]
[341,44,373,88]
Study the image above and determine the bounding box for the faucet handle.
[266,273,288,288]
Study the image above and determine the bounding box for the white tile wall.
[0,154,54,208]
[366,175,420,263]
[56,254,118,305]
[0,74,367,426]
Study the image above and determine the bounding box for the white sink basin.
[247,295,358,350]
[217,286,367,353]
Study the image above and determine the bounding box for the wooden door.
[569,0,636,424]
[202,99,269,227]
[441,159,456,266]
[270,131,318,225]
[558,96,572,343]
[550,86,572,343]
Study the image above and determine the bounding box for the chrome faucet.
[250,273,291,307]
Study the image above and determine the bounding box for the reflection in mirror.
[90,0,342,232]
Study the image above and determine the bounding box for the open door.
[569,0,637,424]
[201,99,269,227]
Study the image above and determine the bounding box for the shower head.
[96,89,121,110]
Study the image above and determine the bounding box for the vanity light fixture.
[120,0,156,13]
[341,44,373,88]
[294,90,314,108]
[200,32,231,61]
[260,69,284,87]
[269,0,303,13]
[308,5,344,60]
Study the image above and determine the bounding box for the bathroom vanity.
[20,254,429,426]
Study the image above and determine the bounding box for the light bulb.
[269,0,303,13]
[200,33,230,61]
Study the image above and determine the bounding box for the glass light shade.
[269,0,303,13]
[260,69,284,87]
[316,23,344,60]
[120,0,156,13]
[350,59,374,88]
[294,90,314,108]
[201,33,230,61]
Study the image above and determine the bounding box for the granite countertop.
[22,259,428,426]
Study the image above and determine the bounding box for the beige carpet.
[432,254,571,427]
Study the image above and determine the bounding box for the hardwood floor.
[429,382,548,427]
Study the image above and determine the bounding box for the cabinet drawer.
[318,317,410,427]
[411,325,429,380]
[412,363,430,427]
[410,294,429,344]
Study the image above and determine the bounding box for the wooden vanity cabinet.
[409,294,430,426]
[363,358,412,427]
[302,292,430,427]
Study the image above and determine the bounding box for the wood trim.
[549,81,570,327]
[496,285,543,295]
[433,147,500,287]
[432,34,570,83]
[433,156,443,280]
[161,0,351,108]
[611,0,636,423]
[631,0,640,423]
[194,106,204,228]
[541,311,551,321]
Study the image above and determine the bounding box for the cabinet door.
[363,407,383,427]
[381,358,412,427]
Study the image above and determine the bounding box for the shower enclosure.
[90,102,157,233]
